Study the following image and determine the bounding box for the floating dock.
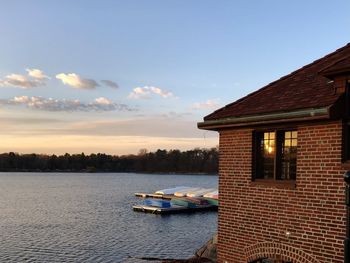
[133,204,217,214]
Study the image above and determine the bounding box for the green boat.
[171,198,198,208]
[171,197,210,208]
[203,197,218,206]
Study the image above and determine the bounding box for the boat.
[154,186,191,195]
[203,190,219,206]
[171,197,209,208]
[203,190,218,199]
[143,199,171,208]
[186,188,217,197]
[185,196,210,205]
[174,187,200,197]
[171,197,198,208]
[203,197,218,206]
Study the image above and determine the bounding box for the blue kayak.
[144,199,171,208]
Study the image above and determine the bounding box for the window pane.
[285,139,290,147]
[285,131,291,139]
[280,130,297,180]
[261,132,275,179]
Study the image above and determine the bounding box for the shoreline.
[128,234,217,263]
[0,170,218,175]
[126,257,213,262]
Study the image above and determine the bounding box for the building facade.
[199,44,350,263]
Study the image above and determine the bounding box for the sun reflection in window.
[263,132,275,155]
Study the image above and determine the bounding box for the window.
[253,130,297,181]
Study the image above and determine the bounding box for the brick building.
[198,44,350,263]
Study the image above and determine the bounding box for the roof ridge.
[206,43,350,119]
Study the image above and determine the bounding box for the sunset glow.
[0,1,348,155]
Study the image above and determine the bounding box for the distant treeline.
[0,148,218,174]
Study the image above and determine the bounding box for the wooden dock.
[133,204,217,214]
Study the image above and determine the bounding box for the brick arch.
[244,242,321,263]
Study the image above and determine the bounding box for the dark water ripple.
[0,173,217,262]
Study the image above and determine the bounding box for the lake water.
[0,173,218,262]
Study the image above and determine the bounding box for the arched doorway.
[244,242,320,263]
[250,258,292,263]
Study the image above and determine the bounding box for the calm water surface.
[0,173,217,262]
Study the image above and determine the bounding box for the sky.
[0,0,349,155]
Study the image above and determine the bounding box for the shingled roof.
[203,43,350,122]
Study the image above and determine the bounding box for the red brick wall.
[218,121,346,263]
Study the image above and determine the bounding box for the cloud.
[26,68,49,80]
[95,97,113,105]
[0,68,49,89]
[101,80,119,89]
[128,86,175,99]
[46,117,218,138]
[0,116,64,125]
[56,73,99,90]
[0,96,136,112]
[160,111,192,119]
[192,99,220,110]
[0,74,38,88]
[128,87,150,99]
[149,86,174,98]
[1,69,120,91]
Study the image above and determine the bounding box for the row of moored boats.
[155,186,218,199]
[142,186,218,209]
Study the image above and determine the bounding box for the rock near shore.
[193,233,217,262]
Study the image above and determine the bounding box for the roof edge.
[198,107,331,131]
[204,42,350,121]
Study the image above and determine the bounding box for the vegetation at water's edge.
[0,148,218,174]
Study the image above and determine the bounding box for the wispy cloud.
[0,96,136,112]
[0,68,49,89]
[101,80,119,89]
[192,99,220,110]
[0,116,65,125]
[160,111,192,119]
[128,86,175,99]
[56,73,99,90]
[45,117,215,138]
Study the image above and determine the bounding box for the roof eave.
[321,68,350,80]
[198,107,331,131]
